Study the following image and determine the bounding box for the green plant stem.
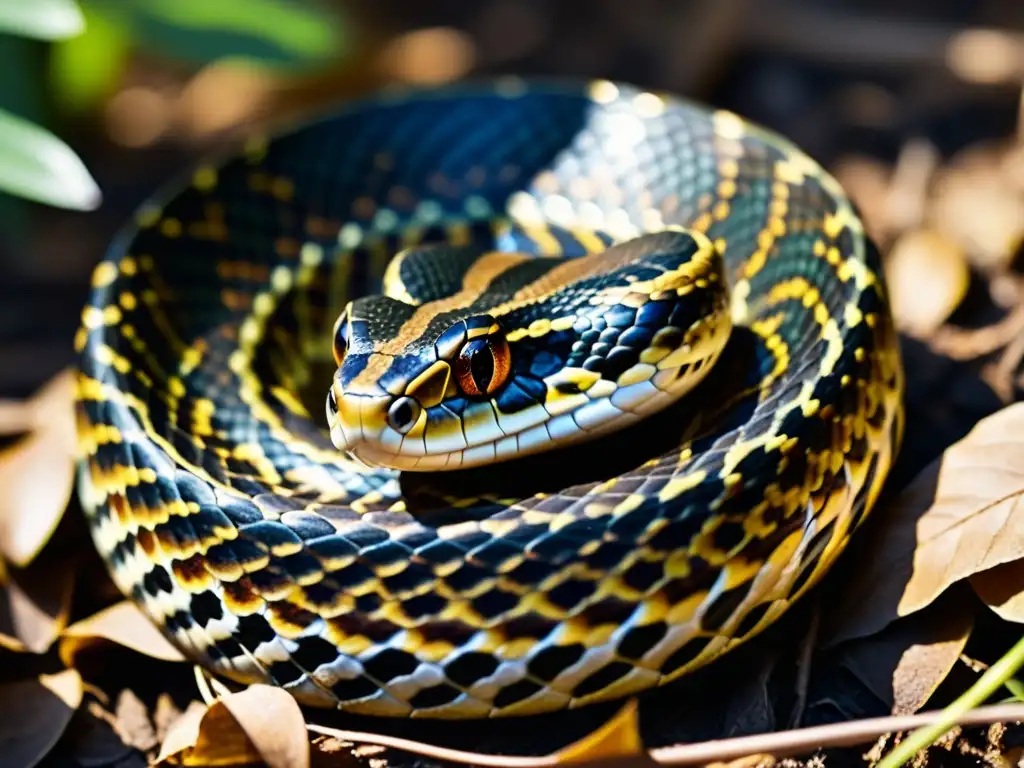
[877,633,1024,768]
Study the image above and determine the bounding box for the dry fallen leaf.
[0,668,83,768]
[113,690,160,754]
[888,611,973,716]
[931,144,1024,272]
[884,229,971,337]
[705,758,776,768]
[0,565,75,653]
[970,559,1024,622]
[0,400,33,437]
[0,370,77,568]
[156,685,308,768]
[154,702,207,765]
[553,700,647,764]
[828,598,974,717]
[60,601,186,666]
[825,402,1024,646]
[832,156,892,244]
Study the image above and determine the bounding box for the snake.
[74,78,904,719]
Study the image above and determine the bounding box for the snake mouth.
[325,388,393,456]
[328,346,729,473]
[327,388,464,470]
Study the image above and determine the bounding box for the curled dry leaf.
[0,668,83,768]
[970,559,1024,622]
[825,403,1024,646]
[825,597,974,717]
[888,610,973,716]
[884,229,970,337]
[156,685,308,768]
[154,702,206,766]
[60,601,186,666]
[553,700,646,764]
[0,370,77,567]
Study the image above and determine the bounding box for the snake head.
[326,230,732,472]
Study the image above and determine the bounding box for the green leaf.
[1005,677,1024,703]
[0,107,100,209]
[135,0,343,62]
[0,0,84,41]
[48,4,130,113]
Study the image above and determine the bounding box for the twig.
[928,302,1024,360]
[743,3,1024,80]
[193,665,216,707]
[304,703,1024,767]
[982,321,1024,400]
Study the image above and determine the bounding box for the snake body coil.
[75,79,904,718]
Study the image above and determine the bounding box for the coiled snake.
[74,79,904,719]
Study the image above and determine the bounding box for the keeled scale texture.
[74,79,903,718]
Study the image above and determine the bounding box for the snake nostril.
[387,397,421,434]
[327,387,338,414]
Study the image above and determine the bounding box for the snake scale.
[74,78,904,719]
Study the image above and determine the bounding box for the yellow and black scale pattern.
[74,78,904,718]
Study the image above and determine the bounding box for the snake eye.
[455,333,511,397]
[332,310,349,366]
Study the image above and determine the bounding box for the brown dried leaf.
[0,371,77,567]
[0,564,75,653]
[113,690,159,753]
[970,559,1024,622]
[832,156,892,243]
[831,598,973,716]
[884,229,970,337]
[890,616,972,716]
[156,685,308,768]
[825,403,1024,646]
[60,601,185,665]
[931,146,1024,272]
[0,400,33,436]
[154,702,206,765]
[553,700,646,764]
[0,669,83,768]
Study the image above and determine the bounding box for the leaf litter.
[824,402,1024,647]
[0,368,76,568]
